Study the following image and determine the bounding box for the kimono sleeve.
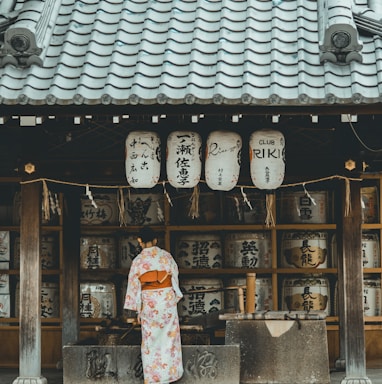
[123,261,142,314]
[169,254,183,302]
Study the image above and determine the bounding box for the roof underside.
[1,0,382,106]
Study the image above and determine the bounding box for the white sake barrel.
[80,282,117,318]
[281,231,328,269]
[331,232,380,268]
[125,131,161,188]
[361,186,379,223]
[362,233,381,268]
[205,130,242,191]
[249,130,285,190]
[363,278,381,317]
[225,277,273,311]
[80,236,117,269]
[224,191,267,224]
[224,232,271,268]
[13,235,58,270]
[16,281,59,318]
[119,234,165,269]
[282,275,330,315]
[166,131,202,188]
[41,282,60,318]
[80,193,119,225]
[175,233,222,269]
[125,193,164,225]
[280,190,328,224]
[179,278,223,318]
[0,294,10,318]
[0,231,10,262]
[0,273,9,294]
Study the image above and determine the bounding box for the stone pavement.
[1,368,382,383]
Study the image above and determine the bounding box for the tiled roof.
[0,0,382,106]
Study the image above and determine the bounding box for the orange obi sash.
[140,270,172,290]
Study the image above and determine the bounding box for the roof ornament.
[352,1,382,37]
[0,0,62,68]
[0,1,19,35]
[318,0,363,64]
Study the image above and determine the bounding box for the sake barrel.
[80,236,117,270]
[361,186,379,223]
[166,131,202,188]
[175,233,222,269]
[249,129,285,190]
[362,233,381,268]
[80,193,119,225]
[125,193,164,226]
[13,235,58,270]
[0,231,10,262]
[125,131,161,188]
[363,278,381,317]
[205,130,242,191]
[80,282,117,318]
[224,232,271,268]
[281,231,328,269]
[279,190,328,224]
[225,277,273,311]
[179,278,223,318]
[41,282,60,318]
[224,191,267,224]
[0,294,10,318]
[16,281,60,318]
[0,273,9,294]
[282,275,330,315]
[119,234,164,269]
[172,191,219,224]
[331,232,380,268]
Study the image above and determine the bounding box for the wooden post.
[336,179,371,384]
[246,273,256,314]
[13,182,47,384]
[62,188,80,347]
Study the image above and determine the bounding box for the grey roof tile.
[1,0,382,105]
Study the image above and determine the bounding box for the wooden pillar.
[337,179,371,384]
[62,188,80,347]
[13,182,47,384]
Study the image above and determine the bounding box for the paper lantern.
[205,130,242,191]
[125,131,161,188]
[249,130,285,190]
[166,131,202,188]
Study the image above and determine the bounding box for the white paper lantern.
[249,130,285,190]
[125,131,161,188]
[166,131,202,188]
[205,130,242,191]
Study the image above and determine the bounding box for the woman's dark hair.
[138,227,157,243]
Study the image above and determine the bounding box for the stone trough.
[63,344,240,384]
[221,310,331,384]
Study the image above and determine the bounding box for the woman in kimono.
[124,227,184,384]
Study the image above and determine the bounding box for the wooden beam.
[62,188,80,347]
[14,181,47,383]
[336,179,371,383]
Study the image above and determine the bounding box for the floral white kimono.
[124,246,184,384]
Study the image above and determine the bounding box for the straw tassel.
[42,180,50,222]
[118,188,127,226]
[188,185,200,219]
[344,178,351,217]
[265,193,275,228]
